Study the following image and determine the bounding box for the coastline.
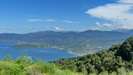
[12,43,84,56]
[68,50,82,56]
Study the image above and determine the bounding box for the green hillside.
[52,37,133,75]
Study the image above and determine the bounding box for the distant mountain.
[113,29,133,34]
[0,30,132,54]
[0,30,130,42]
[113,29,129,32]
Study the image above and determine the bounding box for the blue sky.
[0,0,133,33]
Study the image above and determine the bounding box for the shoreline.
[14,47,83,56]
[68,50,82,56]
[12,43,83,56]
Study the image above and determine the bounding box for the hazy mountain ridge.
[113,29,133,34]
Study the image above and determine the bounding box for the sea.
[0,41,78,62]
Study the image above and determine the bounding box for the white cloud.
[95,22,115,28]
[53,27,64,31]
[61,20,78,24]
[29,27,40,30]
[95,22,126,29]
[86,1,133,29]
[44,19,56,22]
[28,19,79,24]
[0,27,14,30]
[118,0,133,3]
[29,26,49,30]
[28,19,56,22]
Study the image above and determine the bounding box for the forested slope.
[52,37,133,75]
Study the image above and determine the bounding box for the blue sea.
[0,42,78,62]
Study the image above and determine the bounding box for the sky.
[0,0,133,33]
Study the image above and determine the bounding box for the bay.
[0,42,78,62]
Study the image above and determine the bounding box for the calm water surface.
[0,42,78,62]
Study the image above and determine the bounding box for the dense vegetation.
[52,37,133,75]
[0,55,83,75]
[1,30,131,54]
